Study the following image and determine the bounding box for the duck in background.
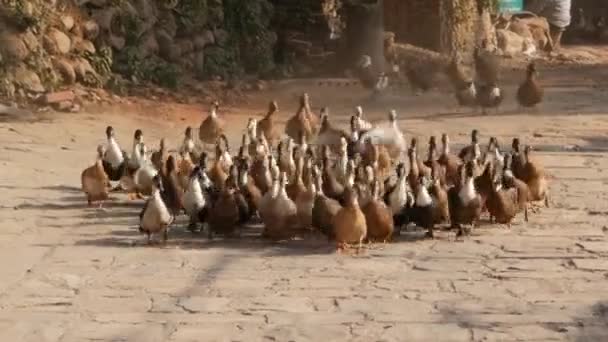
[82,145,111,207]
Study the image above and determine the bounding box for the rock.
[213,29,230,46]
[44,28,71,55]
[109,34,126,51]
[137,32,159,58]
[157,11,177,38]
[177,39,195,55]
[54,101,73,111]
[91,8,117,31]
[194,30,215,50]
[156,29,173,58]
[180,53,196,70]
[193,51,205,73]
[496,29,525,57]
[61,15,75,31]
[71,58,96,82]
[82,20,100,40]
[13,65,45,93]
[43,90,75,104]
[70,102,81,112]
[52,58,76,84]
[167,44,183,62]
[0,33,29,62]
[20,31,39,53]
[73,39,96,54]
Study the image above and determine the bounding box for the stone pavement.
[0,112,607,342]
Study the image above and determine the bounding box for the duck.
[295,163,317,230]
[502,153,530,222]
[209,142,228,189]
[81,144,111,207]
[406,142,431,192]
[411,138,432,178]
[251,153,273,194]
[183,166,212,233]
[286,153,306,201]
[312,166,342,240]
[257,100,281,146]
[485,137,505,178]
[485,162,519,226]
[423,136,445,186]
[225,164,252,227]
[332,187,367,252]
[474,39,500,87]
[102,126,127,182]
[409,176,438,238]
[353,106,373,132]
[139,175,174,244]
[260,172,299,240]
[361,137,392,181]
[237,136,251,166]
[459,129,481,163]
[207,177,241,238]
[128,143,158,198]
[456,81,478,109]
[361,180,394,242]
[321,152,345,202]
[476,83,504,115]
[127,129,146,172]
[333,137,350,185]
[278,138,296,181]
[246,118,261,157]
[360,110,407,159]
[437,133,462,186]
[179,126,199,162]
[151,138,168,173]
[447,161,484,237]
[316,107,350,154]
[217,134,233,173]
[199,101,224,150]
[517,62,544,109]
[285,93,317,142]
[177,151,197,190]
[385,163,410,213]
[160,155,183,216]
[510,138,526,180]
[237,158,263,215]
[520,146,549,206]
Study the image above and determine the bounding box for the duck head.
[210,101,220,117]
[159,138,166,151]
[269,100,279,114]
[471,129,479,144]
[526,62,538,79]
[96,144,106,159]
[238,159,250,187]
[388,110,398,124]
[441,133,450,154]
[343,186,359,207]
[355,106,363,118]
[152,174,164,193]
[105,126,115,139]
[396,162,406,178]
[166,155,177,174]
[320,108,330,127]
[512,138,521,153]
[428,136,437,161]
[133,129,143,145]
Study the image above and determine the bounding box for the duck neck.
[442,139,450,156]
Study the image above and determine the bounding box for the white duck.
[183,166,212,233]
[360,110,407,159]
[139,175,174,243]
[128,129,146,171]
[102,126,127,182]
[333,137,349,185]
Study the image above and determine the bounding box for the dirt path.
[0,65,607,341]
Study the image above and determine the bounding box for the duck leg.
[425,227,435,239]
[524,205,529,222]
[162,228,169,244]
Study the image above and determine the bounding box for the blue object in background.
[499,0,524,12]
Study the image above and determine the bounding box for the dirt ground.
[1,53,608,341]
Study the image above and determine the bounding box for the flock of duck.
[80,91,549,251]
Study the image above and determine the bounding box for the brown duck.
[517,62,544,109]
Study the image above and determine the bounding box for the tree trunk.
[439,0,478,58]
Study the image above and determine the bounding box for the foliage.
[223,0,276,76]
[202,45,241,80]
[23,45,59,91]
[113,46,179,89]
[174,0,208,34]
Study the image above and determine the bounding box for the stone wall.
[384,0,441,51]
